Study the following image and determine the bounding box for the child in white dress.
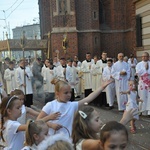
[22,120,49,150]
[121,81,143,134]
[10,89,39,124]
[37,79,113,137]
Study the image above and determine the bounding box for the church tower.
[39,0,136,60]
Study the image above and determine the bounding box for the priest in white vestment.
[43,61,55,104]
[81,52,94,97]
[91,56,102,105]
[111,53,130,111]
[91,56,102,91]
[42,59,50,91]
[41,59,50,77]
[136,52,150,115]
[15,59,33,107]
[97,51,108,106]
[4,61,17,95]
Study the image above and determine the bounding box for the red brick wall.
[100,0,136,58]
[75,0,100,30]
[51,32,78,59]
[39,0,136,60]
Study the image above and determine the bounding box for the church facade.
[135,0,150,59]
[38,0,136,60]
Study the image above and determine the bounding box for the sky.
[0,0,39,40]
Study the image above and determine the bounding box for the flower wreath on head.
[37,133,73,150]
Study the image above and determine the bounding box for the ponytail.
[0,116,5,142]
[24,120,34,146]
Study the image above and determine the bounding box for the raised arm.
[78,79,113,108]
[120,90,130,95]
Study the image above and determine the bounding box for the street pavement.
[32,96,150,150]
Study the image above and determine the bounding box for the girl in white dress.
[10,89,39,124]
[120,81,143,134]
[22,120,49,150]
[0,96,26,150]
[37,79,113,137]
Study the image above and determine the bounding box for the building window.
[93,11,98,20]
[99,0,105,24]
[54,0,72,16]
[136,15,142,47]
[94,37,98,45]
[58,0,67,15]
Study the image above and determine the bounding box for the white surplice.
[98,59,107,92]
[81,60,94,90]
[41,65,47,77]
[91,62,103,91]
[136,61,150,115]
[15,66,33,95]
[73,66,82,96]
[111,61,130,110]
[43,67,55,93]
[54,65,66,81]
[128,61,136,81]
[103,66,116,106]
[66,65,78,89]
[4,68,17,94]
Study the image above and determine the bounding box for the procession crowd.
[0,51,149,150]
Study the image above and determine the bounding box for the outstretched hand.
[102,78,114,88]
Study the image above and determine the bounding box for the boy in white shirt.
[103,59,116,109]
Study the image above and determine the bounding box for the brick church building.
[38,0,136,60]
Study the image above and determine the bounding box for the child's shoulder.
[5,120,20,127]
[45,99,57,104]
[82,139,101,150]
